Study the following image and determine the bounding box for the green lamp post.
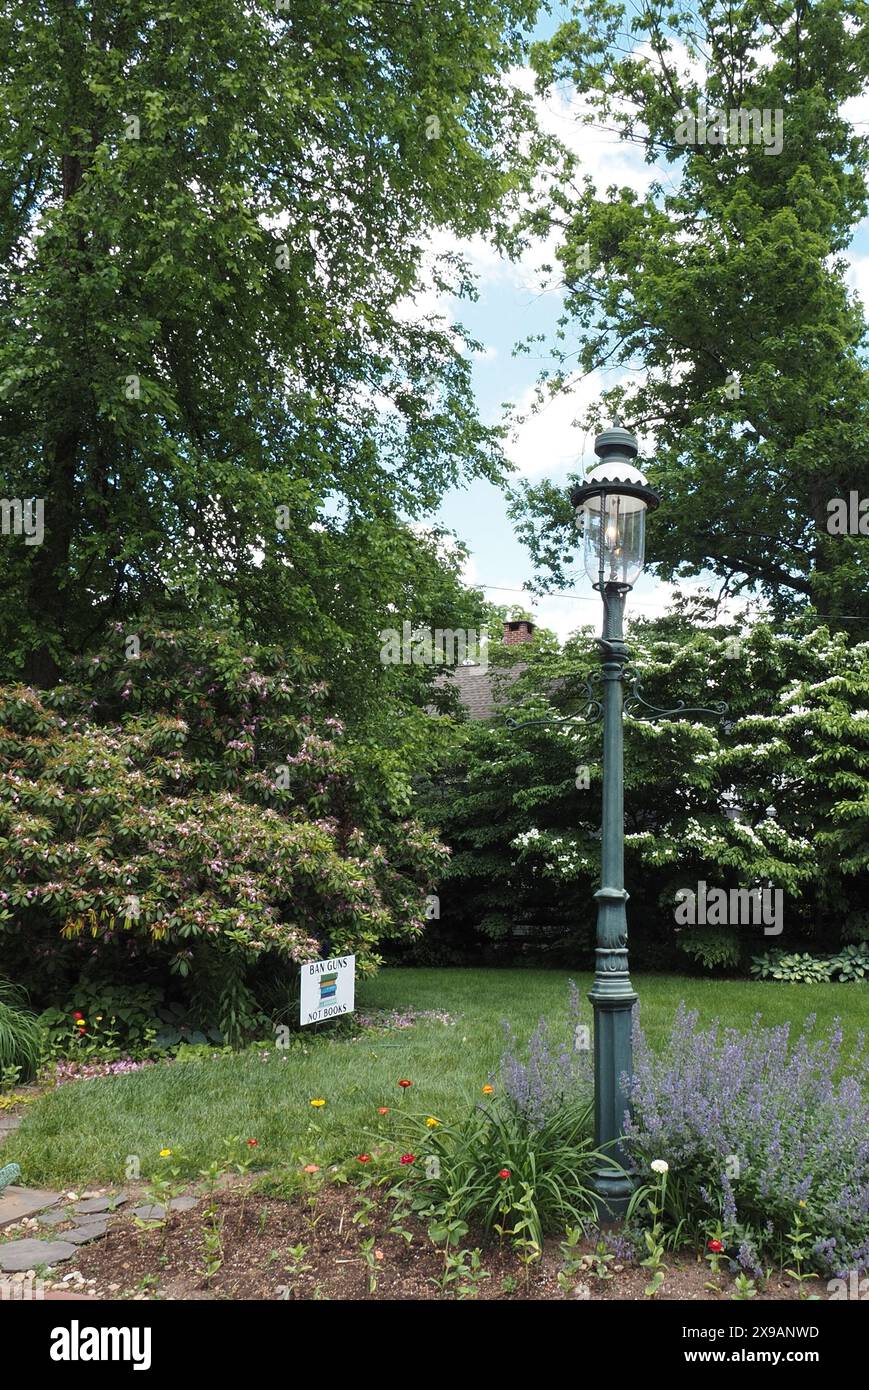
[570,423,660,1220]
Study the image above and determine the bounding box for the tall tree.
[510,0,869,624]
[0,0,544,684]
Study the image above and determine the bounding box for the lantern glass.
[582,491,646,587]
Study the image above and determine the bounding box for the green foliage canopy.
[510,0,869,620]
[0,0,545,681]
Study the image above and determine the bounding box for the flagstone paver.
[38,1209,73,1227]
[0,1238,78,1272]
[0,1186,62,1229]
[73,1193,127,1215]
[130,1203,166,1220]
[169,1196,199,1212]
[130,1196,199,1220]
[62,1221,109,1245]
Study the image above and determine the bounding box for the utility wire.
[478,582,667,608]
[476,582,869,622]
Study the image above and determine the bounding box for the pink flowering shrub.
[0,622,447,1039]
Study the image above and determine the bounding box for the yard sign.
[300,953,356,1026]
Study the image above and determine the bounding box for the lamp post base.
[589,973,637,1224]
[590,1166,635,1224]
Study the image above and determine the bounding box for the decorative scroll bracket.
[502,669,729,731]
[622,669,729,725]
[503,675,603,730]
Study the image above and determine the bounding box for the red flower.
[72,1011,84,1021]
[377,1107,389,1115]
[246,1138,258,1147]
[398,1079,412,1089]
[399,1153,416,1165]
[356,1154,371,1163]
[707,1239,724,1253]
[498,1169,510,1180]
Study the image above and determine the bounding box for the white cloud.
[504,371,627,480]
[533,581,657,645]
[426,225,532,293]
[841,92,869,130]
[460,551,480,587]
[392,269,453,329]
[412,62,662,313]
[507,63,658,195]
[844,248,869,308]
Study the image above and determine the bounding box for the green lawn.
[4,969,865,1188]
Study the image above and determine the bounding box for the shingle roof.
[433,662,525,721]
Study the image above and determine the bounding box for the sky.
[413,18,869,645]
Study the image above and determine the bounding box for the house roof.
[430,621,537,721]
[433,661,525,721]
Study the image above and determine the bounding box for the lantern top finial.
[593,422,639,463]
[570,423,658,513]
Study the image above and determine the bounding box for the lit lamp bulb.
[604,498,623,579]
[570,425,659,590]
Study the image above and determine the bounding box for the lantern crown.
[569,425,659,513]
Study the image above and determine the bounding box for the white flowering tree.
[420,612,869,970]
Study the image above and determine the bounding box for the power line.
[477,581,683,608]
[476,582,869,622]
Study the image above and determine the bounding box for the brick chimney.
[503,619,535,645]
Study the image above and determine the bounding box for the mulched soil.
[49,1180,807,1301]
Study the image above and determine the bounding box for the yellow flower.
[95,1015,103,1022]
[426,1117,439,1128]
[482,1084,494,1095]
[159,1148,172,1157]
[310,1098,326,1108]
[798,1199,807,1208]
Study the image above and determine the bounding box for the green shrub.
[417,618,869,971]
[37,983,229,1060]
[0,622,447,1041]
[676,928,742,971]
[0,978,41,1083]
[829,944,869,981]
[750,947,869,982]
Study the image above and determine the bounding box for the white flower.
[650,1159,669,1175]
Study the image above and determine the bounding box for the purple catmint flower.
[623,1003,869,1277]
[498,982,593,1130]
[499,992,869,1275]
